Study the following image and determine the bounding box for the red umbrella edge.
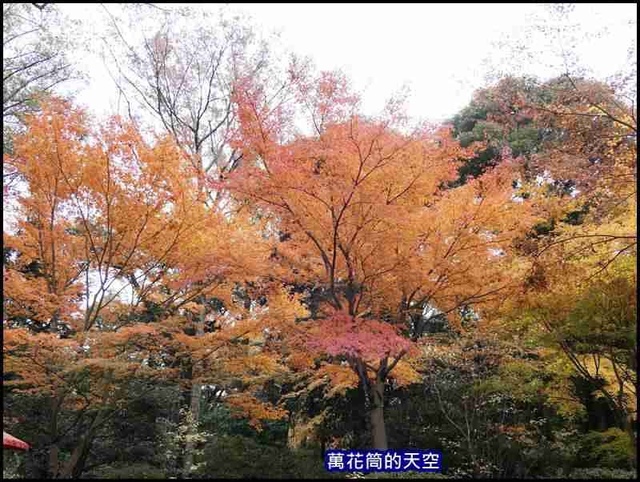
[3,431,30,451]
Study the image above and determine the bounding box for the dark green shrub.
[577,429,636,469]
[197,435,338,479]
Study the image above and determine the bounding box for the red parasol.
[3,431,30,451]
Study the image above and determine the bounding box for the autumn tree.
[98,9,312,470]
[476,69,637,453]
[227,70,537,449]
[451,72,636,292]
[506,75,637,429]
[2,98,282,478]
[461,3,637,274]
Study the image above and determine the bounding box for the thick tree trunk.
[370,378,388,450]
[58,412,104,479]
[59,436,90,479]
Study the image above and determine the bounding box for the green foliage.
[449,76,545,186]
[364,471,448,479]
[197,435,335,479]
[561,468,637,479]
[564,277,636,355]
[508,125,541,157]
[577,429,636,470]
[83,463,166,479]
[385,334,576,478]
[3,451,25,479]
[200,401,289,446]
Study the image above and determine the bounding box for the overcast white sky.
[59,3,636,123]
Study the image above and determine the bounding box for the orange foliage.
[3,98,284,427]
[228,69,537,402]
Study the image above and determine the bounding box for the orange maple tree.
[2,98,284,477]
[227,70,538,449]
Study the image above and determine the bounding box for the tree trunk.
[287,412,299,449]
[370,377,388,450]
[182,382,202,478]
[58,437,89,479]
[48,394,63,478]
[319,436,326,461]
[49,445,60,479]
[182,307,205,478]
[50,310,59,334]
[58,412,103,479]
